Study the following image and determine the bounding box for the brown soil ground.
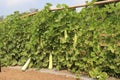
[0,67,77,80]
[0,67,119,80]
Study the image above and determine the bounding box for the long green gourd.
[22,58,31,71]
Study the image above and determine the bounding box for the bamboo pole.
[50,0,119,11]
[21,0,120,18]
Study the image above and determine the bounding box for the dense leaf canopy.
[0,2,120,80]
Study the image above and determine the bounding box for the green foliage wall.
[0,3,120,80]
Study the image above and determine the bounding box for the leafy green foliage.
[0,3,120,80]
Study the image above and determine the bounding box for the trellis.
[0,0,120,72]
[21,0,120,18]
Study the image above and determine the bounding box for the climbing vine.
[0,2,120,80]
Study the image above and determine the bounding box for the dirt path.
[0,67,76,80]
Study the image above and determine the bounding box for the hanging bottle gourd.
[73,33,77,49]
[48,53,53,70]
